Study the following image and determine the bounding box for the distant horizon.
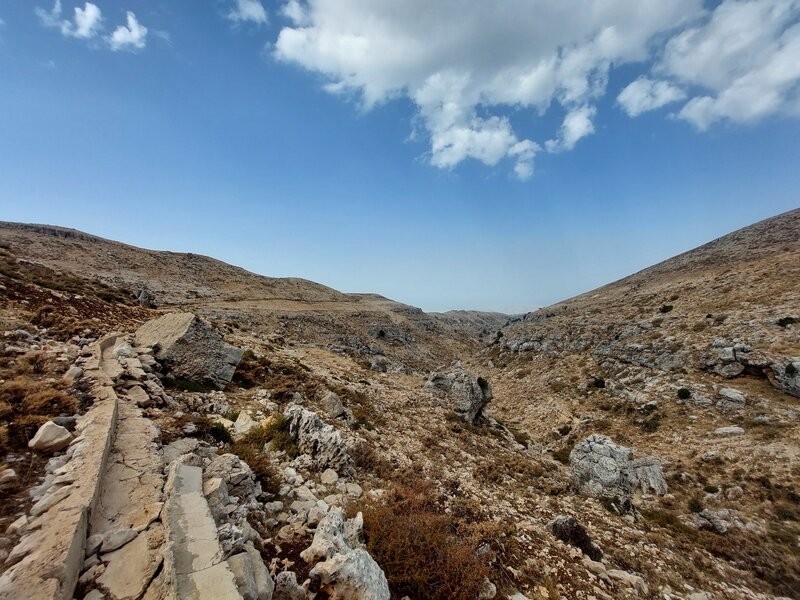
[3,206,796,315]
[1,1,799,313]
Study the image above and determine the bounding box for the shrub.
[777,316,797,328]
[659,304,674,314]
[640,414,661,433]
[209,423,232,444]
[677,388,692,400]
[24,389,77,416]
[6,415,49,449]
[557,424,573,436]
[704,485,720,494]
[590,377,606,389]
[553,445,573,465]
[786,363,798,377]
[688,495,705,513]
[360,481,489,600]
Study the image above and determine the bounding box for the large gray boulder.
[302,509,389,600]
[284,405,355,476]
[425,367,492,423]
[135,312,243,389]
[570,435,667,501]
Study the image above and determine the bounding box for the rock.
[234,412,257,437]
[713,426,745,436]
[607,569,649,596]
[63,365,83,383]
[300,508,363,563]
[346,483,363,498]
[716,388,745,412]
[310,549,390,600]
[205,454,258,503]
[479,579,497,599]
[227,546,275,600]
[100,528,138,553]
[284,405,355,475]
[321,391,347,419]
[548,515,603,561]
[570,435,668,501]
[0,469,16,485]
[320,469,339,485]
[28,421,72,453]
[135,312,243,389]
[425,367,492,423]
[273,571,307,600]
[135,288,155,307]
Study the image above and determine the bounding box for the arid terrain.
[0,209,798,600]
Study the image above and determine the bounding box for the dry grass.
[359,479,490,600]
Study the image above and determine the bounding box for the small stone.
[346,483,363,498]
[320,469,339,485]
[713,426,745,436]
[0,468,17,485]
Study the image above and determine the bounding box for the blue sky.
[1,1,798,313]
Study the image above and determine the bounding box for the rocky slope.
[0,209,798,600]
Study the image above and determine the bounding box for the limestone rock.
[273,571,307,600]
[234,412,257,437]
[309,549,390,600]
[716,388,745,412]
[284,405,354,476]
[570,435,667,501]
[28,421,72,453]
[205,454,258,503]
[227,545,275,600]
[713,426,745,436]
[135,312,243,389]
[425,367,492,423]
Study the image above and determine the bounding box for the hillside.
[0,209,798,600]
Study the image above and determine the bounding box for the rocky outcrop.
[425,366,492,423]
[302,508,389,600]
[570,435,668,503]
[284,404,355,476]
[135,312,243,389]
[703,338,800,398]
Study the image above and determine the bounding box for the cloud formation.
[273,0,800,179]
[36,1,103,39]
[36,1,148,51]
[108,11,147,51]
[617,77,686,117]
[228,0,268,25]
[274,0,704,178]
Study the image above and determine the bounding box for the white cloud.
[617,77,686,116]
[108,11,147,51]
[273,0,703,178]
[228,0,268,25]
[545,105,597,152]
[36,1,103,40]
[659,0,800,129]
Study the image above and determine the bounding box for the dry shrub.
[24,389,77,416]
[360,480,489,600]
[351,441,395,479]
[0,377,34,406]
[227,442,280,495]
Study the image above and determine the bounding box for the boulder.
[302,509,389,600]
[28,421,72,453]
[205,454,258,503]
[227,545,275,600]
[425,367,492,423]
[284,405,354,476]
[234,412,257,437]
[310,549,390,600]
[716,388,745,412]
[321,391,347,419]
[570,435,667,501]
[135,312,243,389]
[713,426,745,436]
[273,571,307,600]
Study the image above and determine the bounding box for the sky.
[0,0,799,313]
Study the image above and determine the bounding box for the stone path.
[1,333,249,600]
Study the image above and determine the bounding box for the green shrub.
[777,316,796,328]
[688,495,704,513]
[659,304,674,314]
[704,485,719,494]
[786,363,798,377]
[209,423,232,444]
[590,377,606,389]
[677,388,691,400]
